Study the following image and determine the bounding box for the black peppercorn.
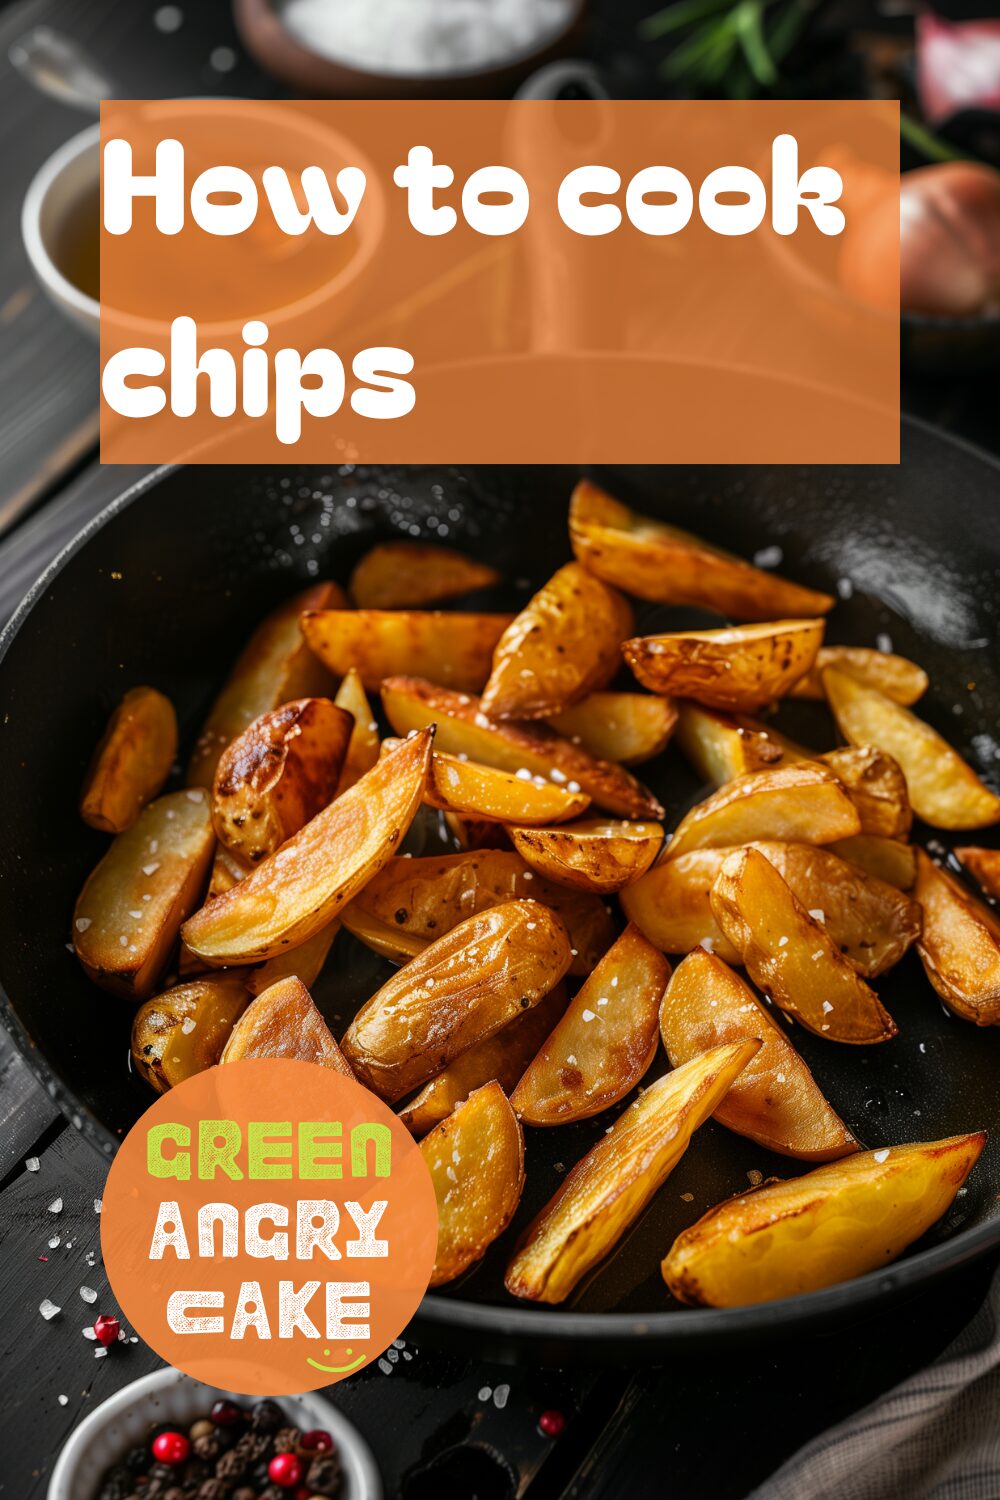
[251,1399,284,1434]
[306,1452,343,1495]
[273,1425,302,1454]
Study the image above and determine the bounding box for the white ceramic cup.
[48,1366,382,1499]
[22,121,100,338]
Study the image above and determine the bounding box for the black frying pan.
[1,427,998,1361]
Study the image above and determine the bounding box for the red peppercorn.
[210,1399,242,1426]
[300,1429,334,1453]
[151,1430,190,1465]
[268,1452,305,1488]
[294,1489,311,1500]
[93,1314,120,1348]
[538,1409,566,1438]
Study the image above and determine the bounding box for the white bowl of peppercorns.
[48,1368,381,1500]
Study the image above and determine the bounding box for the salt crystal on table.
[80,1287,98,1305]
[876,633,893,654]
[493,1384,510,1410]
[25,1157,40,1172]
[58,1395,69,1407]
[478,1386,492,1401]
[48,1198,63,1214]
[39,1299,61,1321]
[94,1347,107,1359]
[753,545,783,568]
[94,1199,102,1214]
[48,1236,60,1249]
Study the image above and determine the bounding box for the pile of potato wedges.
[71,481,997,1308]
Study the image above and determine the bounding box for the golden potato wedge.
[674,702,786,787]
[666,763,860,860]
[624,620,824,713]
[418,746,591,825]
[620,850,742,964]
[547,691,677,765]
[73,789,215,1000]
[480,563,633,721]
[915,850,1000,1026]
[349,541,500,609]
[220,976,353,1072]
[211,697,352,865]
[511,924,669,1125]
[181,729,432,966]
[505,1039,760,1304]
[381,676,663,820]
[663,1133,986,1307]
[829,835,918,892]
[823,667,1000,830]
[207,844,251,899]
[660,951,856,1161]
[188,582,341,787]
[710,848,897,1043]
[80,686,178,834]
[791,645,928,705]
[955,845,1000,902]
[509,819,664,894]
[342,899,571,1101]
[131,973,249,1092]
[820,746,912,840]
[399,983,569,1137]
[246,918,339,997]
[569,481,834,620]
[422,1082,525,1287]
[300,609,512,693]
[340,850,614,976]
[333,667,380,794]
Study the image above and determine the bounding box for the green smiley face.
[306,1346,367,1375]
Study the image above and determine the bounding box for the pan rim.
[1,432,999,1334]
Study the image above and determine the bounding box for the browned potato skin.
[710,848,898,1044]
[674,702,784,787]
[399,983,569,1137]
[220,976,354,1072]
[340,850,614,977]
[81,686,178,833]
[211,698,352,865]
[547,691,677,766]
[620,850,742,964]
[509,819,664,894]
[74,789,215,1000]
[416,746,591,824]
[188,582,341,788]
[790,646,928,705]
[181,729,432,966]
[915,850,1000,1025]
[421,1082,525,1287]
[659,951,857,1161]
[341,900,572,1102]
[300,609,513,693]
[481,563,634,721]
[569,481,834,620]
[955,846,1000,902]
[382,676,664,821]
[666,762,860,860]
[333,667,379,794]
[512,924,669,1125]
[624,620,825,713]
[350,541,500,609]
[820,747,912,840]
[829,835,918,892]
[132,973,249,1092]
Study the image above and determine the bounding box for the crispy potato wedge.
[666,763,860,860]
[341,850,614,976]
[208,844,251,899]
[342,900,572,1101]
[74,789,215,1000]
[791,645,928,705]
[824,667,1000,830]
[220,976,353,1072]
[818,746,911,840]
[350,541,500,609]
[246,918,339,997]
[80,686,178,833]
[422,1082,525,1286]
[915,850,1000,1025]
[333,667,380,794]
[481,563,633,721]
[181,729,432,966]
[505,1040,760,1304]
[625,620,824,714]
[660,952,857,1161]
[569,481,834,620]
[382,676,663,820]
[188,582,341,787]
[399,983,569,1137]
[675,702,785,787]
[710,848,897,1043]
[547,691,677,765]
[512,924,669,1125]
[620,851,742,964]
[955,846,1000,902]
[300,609,512,693]
[663,1133,986,1306]
[829,835,918,892]
[509,819,664,894]
[211,697,352,865]
[132,973,249,1092]
[417,746,591,825]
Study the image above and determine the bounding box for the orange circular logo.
[102,1059,437,1395]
